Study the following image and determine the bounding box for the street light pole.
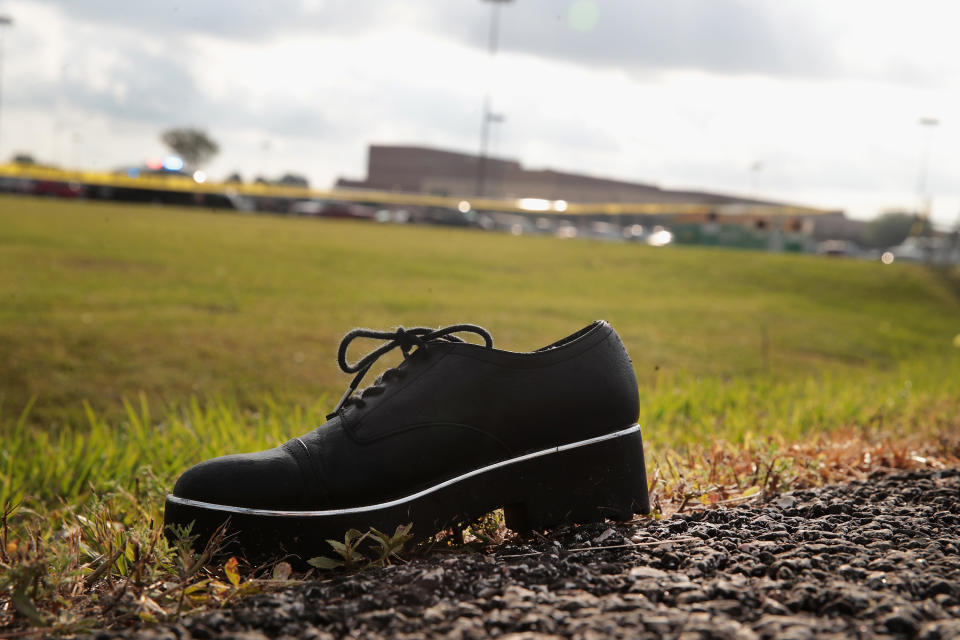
[475,0,511,198]
[748,161,763,199]
[916,117,939,219]
[0,15,14,161]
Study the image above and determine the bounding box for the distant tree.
[860,212,930,248]
[160,128,219,168]
[11,152,35,165]
[277,173,310,188]
[254,176,270,185]
[225,172,244,184]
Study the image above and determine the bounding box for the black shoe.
[164,321,649,561]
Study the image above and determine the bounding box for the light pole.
[748,161,763,199]
[0,15,13,161]
[916,117,939,219]
[475,0,511,198]
[261,139,272,180]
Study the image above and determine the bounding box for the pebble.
[628,566,669,579]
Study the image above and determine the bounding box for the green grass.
[1,194,958,427]
[2,360,957,511]
[1,194,960,630]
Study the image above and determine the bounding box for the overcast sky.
[4,0,960,226]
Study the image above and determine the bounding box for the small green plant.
[308,523,413,572]
[1,553,50,626]
[368,524,414,564]
[464,509,506,545]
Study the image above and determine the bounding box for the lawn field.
[1,194,960,628]
[2,194,958,422]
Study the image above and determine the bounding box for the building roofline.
[348,144,817,210]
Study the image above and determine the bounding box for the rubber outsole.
[163,424,649,563]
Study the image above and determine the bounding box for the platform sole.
[163,424,649,563]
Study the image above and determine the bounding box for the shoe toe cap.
[172,446,309,510]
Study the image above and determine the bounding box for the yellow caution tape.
[0,164,829,217]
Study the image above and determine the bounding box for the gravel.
[96,468,960,639]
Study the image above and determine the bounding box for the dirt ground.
[94,468,960,640]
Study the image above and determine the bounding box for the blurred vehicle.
[408,206,473,227]
[555,222,578,239]
[580,221,624,242]
[223,190,256,212]
[622,224,647,242]
[116,165,192,179]
[318,202,377,220]
[290,199,328,216]
[646,225,674,247]
[621,223,674,246]
[888,236,960,264]
[373,208,411,223]
[475,211,533,234]
[816,239,858,257]
[533,216,557,235]
[32,180,85,198]
[0,176,33,194]
[290,199,377,220]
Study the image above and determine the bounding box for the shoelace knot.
[326,324,493,419]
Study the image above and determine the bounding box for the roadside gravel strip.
[103,469,960,640]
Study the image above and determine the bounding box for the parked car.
[816,239,858,257]
[888,236,960,264]
[32,180,85,198]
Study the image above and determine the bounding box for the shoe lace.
[326,324,494,419]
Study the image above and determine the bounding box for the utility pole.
[261,139,272,180]
[748,161,763,199]
[0,15,14,161]
[475,0,511,198]
[916,117,939,220]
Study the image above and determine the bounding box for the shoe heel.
[503,426,649,532]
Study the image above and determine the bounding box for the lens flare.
[518,198,551,211]
[163,156,184,171]
[568,0,599,32]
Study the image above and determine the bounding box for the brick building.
[336,144,777,206]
